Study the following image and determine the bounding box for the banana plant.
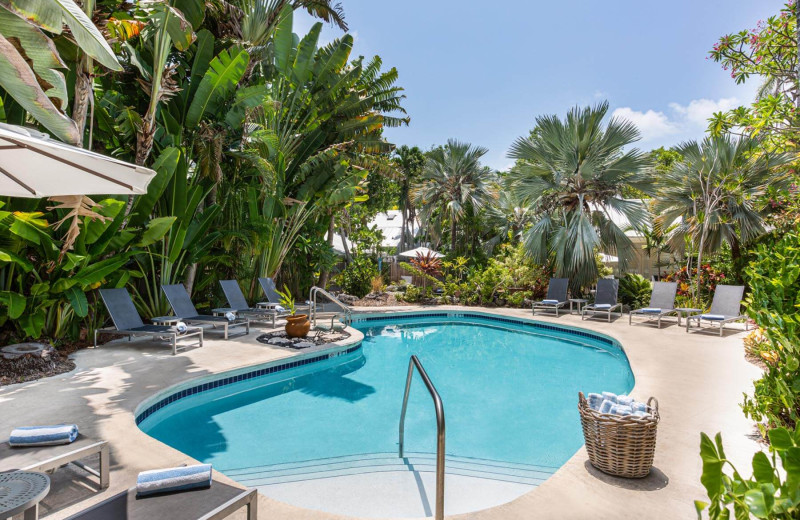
[0,0,121,143]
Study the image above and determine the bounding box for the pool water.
[140,314,634,516]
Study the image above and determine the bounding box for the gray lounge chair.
[686,284,749,336]
[162,284,250,340]
[65,480,257,520]
[97,288,203,355]
[532,278,569,316]
[258,277,312,314]
[629,281,678,328]
[582,279,622,322]
[219,279,282,327]
[0,434,109,490]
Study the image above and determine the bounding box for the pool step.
[222,452,557,487]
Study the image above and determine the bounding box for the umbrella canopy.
[398,246,444,258]
[0,124,156,198]
[598,253,619,263]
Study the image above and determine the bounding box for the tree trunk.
[317,211,335,287]
[695,226,707,307]
[339,227,352,263]
[450,218,457,254]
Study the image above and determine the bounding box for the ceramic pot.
[285,314,311,338]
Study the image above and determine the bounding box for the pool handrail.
[308,286,352,327]
[398,355,445,520]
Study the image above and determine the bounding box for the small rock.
[267,337,292,346]
[294,341,314,349]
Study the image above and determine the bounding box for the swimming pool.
[138,311,634,517]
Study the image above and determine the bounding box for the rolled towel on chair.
[701,314,726,321]
[9,424,79,446]
[593,303,612,309]
[640,308,662,314]
[136,464,212,497]
[587,393,603,410]
[224,311,236,322]
[542,299,559,305]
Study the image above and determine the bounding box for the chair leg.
[248,495,258,520]
[224,323,228,340]
[94,329,99,348]
[172,335,177,355]
[99,443,110,489]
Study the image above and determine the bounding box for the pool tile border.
[136,310,621,426]
[135,343,362,425]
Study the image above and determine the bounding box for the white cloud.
[612,107,679,140]
[612,96,740,145]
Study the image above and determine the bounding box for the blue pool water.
[139,313,634,511]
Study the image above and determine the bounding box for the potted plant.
[276,285,311,338]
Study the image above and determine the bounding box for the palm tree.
[507,102,652,291]
[412,140,494,254]
[653,134,792,298]
[393,146,425,252]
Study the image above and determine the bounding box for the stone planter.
[285,314,311,338]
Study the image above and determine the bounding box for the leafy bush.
[744,328,778,366]
[370,276,384,294]
[461,243,549,305]
[741,225,800,431]
[399,284,422,303]
[696,428,800,519]
[663,263,728,307]
[618,274,652,310]
[334,256,378,298]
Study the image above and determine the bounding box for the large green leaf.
[273,5,293,73]
[0,7,68,108]
[18,309,45,338]
[0,34,79,144]
[185,46,249,128]
[292,23,321,85]
[8,212,50,244]
[0,291,26,319]
[151,2,195,51]
[700,432,725,500]
[185,29,214,104]
[0,249,33,272]
[173,0,204,30]
[51,0,121,70]
[71,255,131,286]
[0,0,60,32]
[139,216,177,247]
[129,147,180,227]
[64,285,88,317]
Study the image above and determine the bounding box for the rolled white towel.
[173,321,188,334]
[632,401,648,413]
[542,299,560,305]
[602,391,618,404]
[10,424,78,446]
[587,393,604,410]
[611,404,632,416]
[616,395,634,407]
[136,464,212,497]
[599,400,615,414]
[594,303,612,309]
[224,312,236,322]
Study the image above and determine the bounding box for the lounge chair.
[97,288,203,355]
[686,284,749,336]
[532,278,569,317]
[65,481,257,520]
[582,279,622,322]
[162,284,250,340]
[0,434,109,490]
[629,281,678,328]
[258,277,313,314]
[219,279,282,328]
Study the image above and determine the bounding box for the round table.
[0,471,50,520]
[569,298,589,314]
[151,316,182,326]
[675,307,703,326]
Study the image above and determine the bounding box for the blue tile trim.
[351,311,615,346]
[135,343,362,426]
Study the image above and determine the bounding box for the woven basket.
[578,392,660,478]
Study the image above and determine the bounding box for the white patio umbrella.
[398,246,444,258]
[0,123,155,198]
[598,253,619,263]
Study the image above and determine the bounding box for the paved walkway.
[0,307,761,519]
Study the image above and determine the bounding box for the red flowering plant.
[663,264,727,307]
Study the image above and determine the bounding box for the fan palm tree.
[653,134,792,298]
[507,102,653,291]
[412,140,495,254]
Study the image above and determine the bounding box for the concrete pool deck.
[0,306,761,519]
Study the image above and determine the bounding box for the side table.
[0,471,50,520]
[569,298,589,314]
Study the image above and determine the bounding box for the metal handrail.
[308,286,352,327]
[398,355,445,520]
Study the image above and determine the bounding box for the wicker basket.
[578,392,660,478]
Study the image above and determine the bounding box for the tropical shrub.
[334,257,378,298]
[744,328,779,367]
[741,225,800,431]
[618,274,652,310]
[696,428,800,519]
[370,276,385,294]
[399,284,422,303]
[663,264,727,307]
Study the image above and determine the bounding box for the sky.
[295,0,787,171]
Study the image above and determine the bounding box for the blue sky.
[296,1,786,171]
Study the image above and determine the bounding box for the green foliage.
[618,273,652,310]
[696,428,800,519]
[461,242,549,305]
[399,284,422,303]
[741,225,800,431]
[508,102,652,292]
[335,256,378,298]
[273,284,296,316]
